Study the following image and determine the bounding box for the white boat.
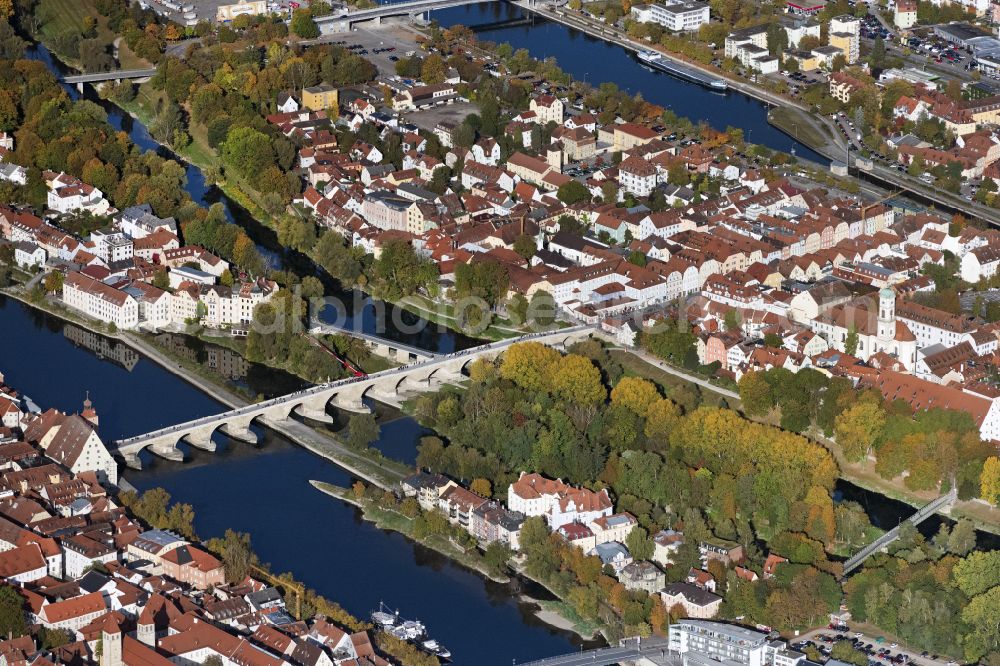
[421,639,451,659]
[370,602,398,628]
[637,50,660,64]
[390,620,426,641]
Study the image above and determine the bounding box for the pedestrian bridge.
[112,325,595,468]
[516,636,677,666]
[842,487,958,576]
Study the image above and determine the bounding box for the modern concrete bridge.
[63,69,158,92]
[842,487,958,575]
[318,0,495,31]
[316,0,556,32]
[516,636,677,666]
[112,325,595,468]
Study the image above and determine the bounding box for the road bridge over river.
[516,637,677,666]
[112,325,595,468]
[316,0,557,32]
[62,69,158,92]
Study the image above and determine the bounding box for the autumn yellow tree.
[649,595,669,635]
[467,357,497,383]
[645,398,681,442]
[981,456,1000,504]
[803,485,836,546]
[552,354,607,405]
[834,401,886,462]
[611,376,660,416]
[738,370,773,417]
[420,54,447,84]
[500,342,560,394]
[470,478,492,497]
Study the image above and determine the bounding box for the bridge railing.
[843,488,958,573]
[114,325,593,447]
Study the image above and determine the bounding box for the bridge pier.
[331,393,370,413]
[296,404,335,423]
[294,395,334,423]
[76,81,84,94]
[184,429,217,452]
[149,442,184,462]
[221,422,259,445]
[121,452,142,470]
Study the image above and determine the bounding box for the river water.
[430,2,827,163]
[4,26,994,666]
[26,44,480,354]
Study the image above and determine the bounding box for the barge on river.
[636,50,728,91]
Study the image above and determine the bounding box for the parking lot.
[795,626,960,666]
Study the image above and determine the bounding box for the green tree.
[845,324,859,356]
[206,529,258,584]
[290,9,320,38]
[557,180,590,204]
[528,290,557,329]
[513,234,536,261]
[953,550,1000,597]
[625,525,654,560]
[831,641,868,666]
[947,518,977,555]
[0,585,26,638]
[962,586,1000,662]
[346,413,380,449]
[483,541,512,575]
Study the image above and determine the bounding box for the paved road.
[518,637,675,666]
[624,347,740,401]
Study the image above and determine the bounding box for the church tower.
[81,392,99,428]
[877,286,896,341]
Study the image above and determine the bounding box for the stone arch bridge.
[112,326,596,468]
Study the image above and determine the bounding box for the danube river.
[5,296,999,666]
[431,2,826,162]
[0,295,601,663]
[4,23,993,666]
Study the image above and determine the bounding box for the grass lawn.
[184,118,220,170]
[37,0,151,70]
[768,105,832,150]
[395,293,525,342]
[535,600,603,639]
[610,349,738,409]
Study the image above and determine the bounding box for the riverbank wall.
[309,480,609,642]
[0,285,409,489]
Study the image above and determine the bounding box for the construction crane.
[249,564,305,620]
[861,188,903,216]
